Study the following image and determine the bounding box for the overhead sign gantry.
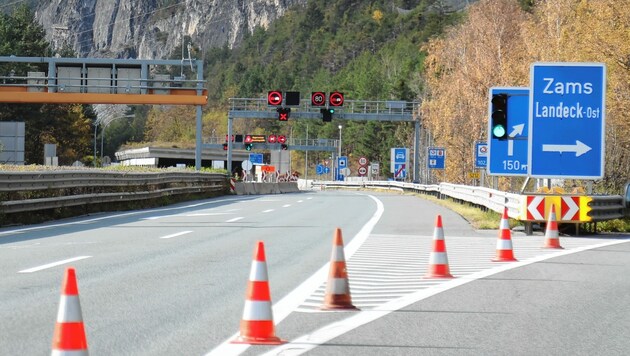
[0,56,208,169]
[223,95,421,180]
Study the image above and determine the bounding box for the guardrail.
[313,180,627,226]
[0,170,228,217]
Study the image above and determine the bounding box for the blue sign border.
[528,62,606,179]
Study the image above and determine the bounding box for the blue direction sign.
[475,141,488,168]
[528,63,606,179]
[393,163,406,179]
[427,147,445,169]
[487,87,529,176]
[337,156,348,181]
[249,153,263,165]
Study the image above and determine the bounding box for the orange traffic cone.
[492,207,518,262]
[321,228,359,311]
[543,205,564,249]
[425,215,454,278]
[52,267,88,355]
[232,241,285,345]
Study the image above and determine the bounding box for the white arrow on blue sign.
[528,62,606,179]
[487,87,529,176]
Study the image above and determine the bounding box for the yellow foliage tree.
[422,0,630,191]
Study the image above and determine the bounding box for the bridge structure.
[224,97,421,180]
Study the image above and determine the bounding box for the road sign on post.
[427,147,445,169]
[487,87,529,176]
[475,141,488,168]
[337,156,347,181]
[528,63,606,179]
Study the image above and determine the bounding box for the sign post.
[528,63,606,179]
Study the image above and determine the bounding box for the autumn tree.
[422,0,529,184]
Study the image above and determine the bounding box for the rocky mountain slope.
[35,0,305,59]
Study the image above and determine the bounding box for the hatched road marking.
[295,233,628,312]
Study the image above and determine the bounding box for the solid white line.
[206,194,385,356]
[226,217,244,223]
[186,213,231,217]
[159,231,193,239]
[262,209,274,213]
[18,256,92,273]
[282,204,291,208]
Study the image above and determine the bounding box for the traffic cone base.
[424,215,454,278]
[232,320,284,345]
[321,228,359,311]
[232,241,286,345]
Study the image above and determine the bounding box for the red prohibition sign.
[330,91,344,106]
[311,92,326,106]
[268,91,283,106]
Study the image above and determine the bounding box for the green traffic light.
[492,124,507,139]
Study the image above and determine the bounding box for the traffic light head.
[491,94,508,140]
[222,143,228,151]
[281,144,288,150]
[320,108,333,122]
[277,107,290,121]
[245,143,254,151]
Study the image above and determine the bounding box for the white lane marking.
[159,231,193,239]
[282,204,291,208]
[206,194,385,356]
[226,209,240,212]
[0,197,248,236]
[307,197,313,200]
[226,217,244,223]
[18,256,92,273]
[263,238,630,355]
[297,200,304,203]
[262,209,275,213]
[185,213,232,217]
[0,242,41,249]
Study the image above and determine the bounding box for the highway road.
[0,190,628,355]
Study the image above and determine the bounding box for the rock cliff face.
[35,0,305,59]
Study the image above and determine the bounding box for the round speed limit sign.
[358,156,368,166]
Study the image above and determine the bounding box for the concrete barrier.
[234,182,300,195]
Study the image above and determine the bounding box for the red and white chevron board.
[560,196,580,221]
[526,196,545,220]
[525,196,581,221]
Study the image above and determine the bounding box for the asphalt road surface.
[0,190,628,355]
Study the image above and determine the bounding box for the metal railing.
[0,171,228,215]
[228,98,419,117]
[313,180,626,223]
